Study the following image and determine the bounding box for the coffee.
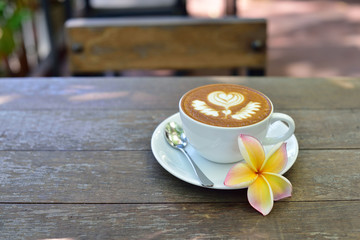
[181,84,272,127]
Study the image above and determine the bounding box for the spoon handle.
[179,148,214,187]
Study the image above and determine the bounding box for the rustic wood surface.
[0,77,359,239]
[66,17,266,73]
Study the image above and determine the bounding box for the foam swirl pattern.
[181,84,272,127]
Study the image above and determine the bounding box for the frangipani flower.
[224,134,292,216]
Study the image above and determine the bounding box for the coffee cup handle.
[262,113,295,145]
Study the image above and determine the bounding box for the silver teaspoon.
[164,122,214,187]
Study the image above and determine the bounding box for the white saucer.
[151,113,299,189]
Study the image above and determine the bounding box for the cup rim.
[179,85,274,129]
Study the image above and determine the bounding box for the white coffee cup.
[179,91,295,164]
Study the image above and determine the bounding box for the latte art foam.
[181,84,272,127]
[208,91,244,109]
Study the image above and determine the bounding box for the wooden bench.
[65,17,267,75]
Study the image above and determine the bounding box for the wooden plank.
[0,110,170,151]
[0,150,358,203]
[290,109,360,149]
[65,18,266,72]
[0,109,359,151]
[0,77,359,110]
[0,202,358,239]
[0,77,358,238]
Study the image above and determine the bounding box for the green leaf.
[0,1,6,14]
[6,8,31,30]
[0,27,15,57]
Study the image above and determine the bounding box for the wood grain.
[0,77,359,239]
[0,109,358,151]
[0,202,358,239]
[0,150,358,203]
[0,77,359,110]
[66,18,266,72]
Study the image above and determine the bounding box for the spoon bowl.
[164,121,214,187]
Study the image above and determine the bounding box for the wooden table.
[0,76,359,239]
